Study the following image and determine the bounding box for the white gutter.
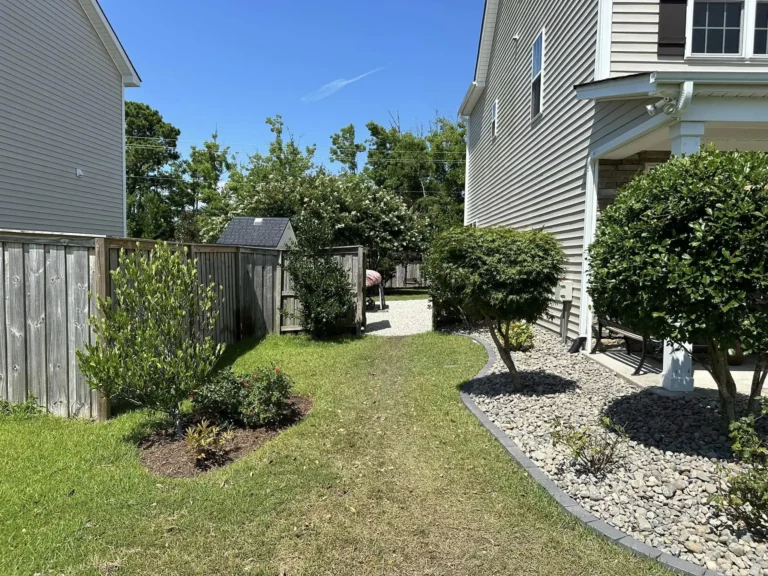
[576,71,768,101]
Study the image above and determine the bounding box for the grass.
[384,289,430,301]
[0,333,669,576]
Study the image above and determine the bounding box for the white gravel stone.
[463,325,768,574]
[366,299,432,337]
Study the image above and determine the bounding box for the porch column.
[660,122,703,392]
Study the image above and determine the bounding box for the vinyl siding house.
[0,0,140,236]
[461,0,768,391]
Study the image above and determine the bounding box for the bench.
[592,318,662,376]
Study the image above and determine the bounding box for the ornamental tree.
[425,227,565,390]
[78,242,222,434]
[588,146,768,424]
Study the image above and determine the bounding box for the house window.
[686,0,768,57]
[755,1,768,53]
[692,1,743,54]
[491,99,499,137]
[531,31,544,119]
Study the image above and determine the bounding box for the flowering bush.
[241,364,293,426]
[192,365,294,426]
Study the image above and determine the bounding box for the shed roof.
[217,217,291,248]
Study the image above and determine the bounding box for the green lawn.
[384,289,430,301]
[0,333,668,576]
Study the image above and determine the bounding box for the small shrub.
[192,365,294,427]
[77,242,222,436]
[425,226,564,390]
[712,401,768,538]
[0,396,43,418]
[241,364,293,426]
[508,322,534,352]
[551,416,627,476]
[192,368,246,424]
[186,420,233,467]
[284,220,354,338]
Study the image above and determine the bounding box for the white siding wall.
[465,0,599,338]
[612,0,768,75]
[0,0,125,236]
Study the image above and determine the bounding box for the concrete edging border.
[459,334,720,576]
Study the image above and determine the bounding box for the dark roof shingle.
[217,217,290,248]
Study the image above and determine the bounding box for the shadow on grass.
[465,370,579,398]
[603,388,768,460]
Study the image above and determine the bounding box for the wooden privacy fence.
[0,231,365,419]
[385,263,427,289]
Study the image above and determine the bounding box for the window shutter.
[658,0,687,58]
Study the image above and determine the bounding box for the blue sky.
[101,0,481,168]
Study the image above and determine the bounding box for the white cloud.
[301,67,384,102]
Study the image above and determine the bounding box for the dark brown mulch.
[138,395,313,478]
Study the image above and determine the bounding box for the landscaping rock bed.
[139,396,312,478]
[466,326,768,576]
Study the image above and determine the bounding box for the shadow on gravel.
[466,370,578,398]
[604,389,768,460]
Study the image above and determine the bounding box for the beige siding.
[612,0,768,75]
[0,0,125,236]
[465,0,599,338]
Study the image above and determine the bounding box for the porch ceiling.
[603,121,768,159]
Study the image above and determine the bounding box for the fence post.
[92,238,111,421]
[357,246,365,334]
[234,246,242,341]
[274,251,283,334]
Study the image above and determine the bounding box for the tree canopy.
[123,107,464,274]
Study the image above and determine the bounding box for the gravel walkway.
[366,299,432,336]
[465,325,767,576]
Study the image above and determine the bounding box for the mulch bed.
[138,395,313,478]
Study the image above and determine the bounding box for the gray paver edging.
[458,334,720,576]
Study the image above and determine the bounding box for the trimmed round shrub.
[425,226,564,390]
[588,146,768,423]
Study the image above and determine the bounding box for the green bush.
[509,322,534,352]
[77,242,222,435]
[0,396,43,418]
[284,219,354,338]
[425,226,564,390]
[192,368,247,424]
[551,416,627,476]
[712,400,768,538]
[192,365,294,426]
[241,364,293,426]
[185,420,233,468]
[588,147,768,424]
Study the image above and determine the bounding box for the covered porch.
[575,71,768,395]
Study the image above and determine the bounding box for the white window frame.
[490,98,499,137]
[685,0,768,60]
[531,29,545,120]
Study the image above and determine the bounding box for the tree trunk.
[171,406,185,438]
[486,318,522,391]
[748,351,768,415]
[708,341,737,427]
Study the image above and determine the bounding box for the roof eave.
[575,71,768,101]
[78,0,142,88]
[459,81,486,116]
[459,0,498,116]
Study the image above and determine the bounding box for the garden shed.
[217,217,296,250]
